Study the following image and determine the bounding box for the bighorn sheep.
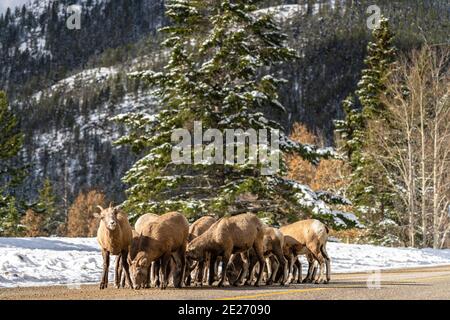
[135,213,159,234]
[186,216,217,286]
[280,219,331,284]
[227,226,288,286]
[129,211,189,290]
[133,213,161,288]
[95,205,133,289]
[188,216,217,242]
[186,213,266,287]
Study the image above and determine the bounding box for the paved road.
[1,265,450,300]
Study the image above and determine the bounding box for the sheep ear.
[93,212,101,219]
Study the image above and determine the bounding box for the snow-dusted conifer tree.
[336,17,398,239]
[0,91,25,236]
[116,0,354,227]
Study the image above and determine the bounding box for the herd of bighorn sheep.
[95,205,331,290]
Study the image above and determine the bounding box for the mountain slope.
[2,0,449,213]
[0,0,165,95]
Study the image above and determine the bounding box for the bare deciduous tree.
[372,44,449,248]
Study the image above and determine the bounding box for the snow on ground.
[1,237,450,288]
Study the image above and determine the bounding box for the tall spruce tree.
[336,17,397,234]
[116,0,351,226]
[0,91,25,236]
[36,178,60,235]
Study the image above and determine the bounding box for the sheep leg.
[315,257,325,284]
[311,261,318,282]
[114,254,122,288]
[214,257,221,281]
[266,257,273,282]
[191,261,200,286]
[233,252,249,286]
[217,252,231,287]
[153,260,161,288]
[144,264,151,289]
[303,253,316,283]
[273,258,283,285]
[244,256,257,286]
[160,253,172,290]
[292,260,297,281]
[100,249,110,290]
[202,253,210,286]
[196,260,204,286]
[267,257,277,286]
[184,261,193,287]
[208,254,217,286]
[287,254,297,284]
[120,249,133,289]
[253,242,265,287]
[179,250,187,288]
[308,243,326,284]
[150,262,155,287]
[294,259,302,283]
[173,247,186,288]
[270,256,281,284]
[274,248,288,286]
[273,256,284,283]
[120,269,126,288]
[321,245,331,284]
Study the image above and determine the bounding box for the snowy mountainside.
[15,61,158,203]
[1,237,450,288]
[2,0,448,215]
[0,0,166,93]
[16,0,107,57]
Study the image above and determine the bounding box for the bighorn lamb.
[129,211,189,290]
[280,219,331,284]
[186,216,217,286]
[95,205,133,289]
[186,213,266,287]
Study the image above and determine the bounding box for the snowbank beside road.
[1,237,450,288]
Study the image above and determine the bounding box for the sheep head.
[129,251,150,290]
[94,205,119,231]
[185,236,205,262]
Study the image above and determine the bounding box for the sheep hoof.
[254,282,261,287]
[266,280,273,286]
[99,283,107,290]
[217,282,225,288]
